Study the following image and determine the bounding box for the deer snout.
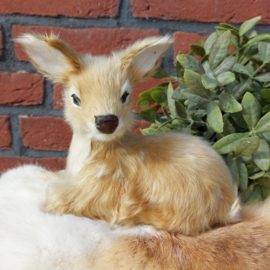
[95,115,119,134]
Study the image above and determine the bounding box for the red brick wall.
[0,0,269,174]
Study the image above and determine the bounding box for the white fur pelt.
[0,165,157,270]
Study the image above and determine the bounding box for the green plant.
[137,16,270,204]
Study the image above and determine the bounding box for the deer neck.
[66,130,91,179]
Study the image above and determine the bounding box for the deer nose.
[95,115,119,134]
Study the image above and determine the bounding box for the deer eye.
[71,94,81,106]
[120,91,130,104]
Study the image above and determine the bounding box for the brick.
[132,77,169,112]
[173,32,207,59]
[53,84,64,110]
[0,116,12,149]
[35,157,66,171]
[20,116,72,151]
[0,0,119,18]
[131,0,270,24]
[0,157,34,175]
[133,121,151,135]
[13,26,161,62]
[0,26,3,59]
[0,72,44,106]
[0,156,66,175]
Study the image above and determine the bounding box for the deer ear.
[120,35,173,85]
[15,33,84,83]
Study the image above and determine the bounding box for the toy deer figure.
[17,33,240,235]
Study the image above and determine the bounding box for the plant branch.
[252,63,265,77]
[153,118,176,134]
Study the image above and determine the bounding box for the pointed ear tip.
[158,35,174,45]
[14,32,58,45]
[14,33,35,45]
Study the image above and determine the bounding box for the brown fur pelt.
[16,33,239,235]
[91,201,270,270]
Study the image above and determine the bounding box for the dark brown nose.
[95,115,119,134]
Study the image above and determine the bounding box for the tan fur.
[46,132,237,235]
[91,200,270,270]
[17,33,238,235]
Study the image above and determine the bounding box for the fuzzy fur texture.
[17,33,239,235]
[0,165,158,270]
[1,165,270,269]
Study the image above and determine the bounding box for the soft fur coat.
[1,165,270,270]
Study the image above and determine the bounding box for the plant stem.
[252,63,265,77]
[153,118,176,134]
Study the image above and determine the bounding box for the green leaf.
[232,78,252,100]
[249,171,265,180]
[207,101,223,133]
[198,40,206,47]
[219,23,239,32]
[263,131,270,144]
[151,91,167,106]
[172,84,188,100]
[263,104,270,113]
[162,107,172,119]
[136,99,155,107]
[219,92,242,113]
[239,45,258,65]
[237,159,248,190]
[152,67,170,79]
[232,63,251,76]
[260,186,270,199]
[139,86,166,99]
[202,60,213,75]
[254,112,270,133]
[167,82,177,117]
[242,155,253,165]
[204,32,217,54]
[249,30,258,39]
[254,73,270,82]
[230,112,248,129]
[212,56,236,76]
[175,51,182,77]
[245,34,270,47]
[213,133,250,154]
[175,101,187,119]
[141,128,158,135]
[245,185,262,204]
[181,88,209,104]
[234,136,260,157]
[228,159,239,186]
[201,54,209,63]
[241,92,261,129]
[184,69,210,99]
[264,82,270,88]
[260,89,270,103]
[252,138,270,171]
[177,54,205,75]
[223,117,235,135]
[138,91,151,99]
[209,30,231,70]
[239,16,261,36]
[190,44,206,57]
[201,74,218,89]
[139,108,158,123]
[258,177,270,188]
[225,81,239,94]
[240,184,254,203]
[216,71,235,85]
[247,164,261,176]
[258,42,270,63]
[152,104,161,112]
